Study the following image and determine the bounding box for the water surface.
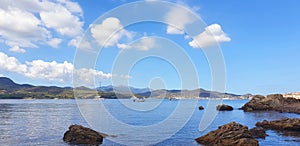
[0,99,299,145]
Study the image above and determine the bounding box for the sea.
[0,99,299,146]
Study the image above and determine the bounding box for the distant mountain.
[137,88,241,99]
[0,77,33,91]
[0,77,243,99]
[97,85,151,94]
[0,77,73,99]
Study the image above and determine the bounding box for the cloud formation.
[91,17,133,47]
[117,37,156,51]
[0,52,112,86]
[0,0,83,53]
[9,46,26,53]
[189,24,231,48]
[164,5,195,34]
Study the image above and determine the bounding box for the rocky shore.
[240,94,300,114]
[63,125,105,145]
[196,118,299,145]
[195,122,259,146]
[256,118,300,131]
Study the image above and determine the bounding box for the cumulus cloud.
[0,0,83,52]
[164,5,195,34]
[189,24,231,48]
[9,46,26,53]
[0,7,49,49]
[117,37,157,51]
[0,52,112,86]
[91,17,133,47]
[47,38,62,48]
[68,36,92,50]
[0,52,27,74]
[40,6,83,37]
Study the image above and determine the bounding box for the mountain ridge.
[0,77,245,99]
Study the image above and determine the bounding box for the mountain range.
[0,77,247,99]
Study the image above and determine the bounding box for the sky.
[0,0,300,95]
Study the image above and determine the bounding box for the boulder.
[63,124,104,145]
[198,106,204,110]
[256,118,300,131]
[195,122,258,146]
[249,127,268,138]
[216,104,233,111]
[240,94,300,114]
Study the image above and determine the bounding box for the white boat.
[94,95,104,100]
[132,96,145,102]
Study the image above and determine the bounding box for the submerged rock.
[256,118,300,131]
[198,106,204,110]
[63,124,104,145]
[240,94,300,114]
[195,122,258,146]
[216,104,233,111]
[249,127,268,138]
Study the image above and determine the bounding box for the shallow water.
[0,99,299,146]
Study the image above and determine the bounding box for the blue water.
[0,99,299,146]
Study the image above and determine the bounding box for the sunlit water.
[0,99,299,146]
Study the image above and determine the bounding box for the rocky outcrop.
[249,127,268,138]
[198,106,204,110]
[195,122,258,146]
[240,94,300,114]
[63,125,104,145]
[256,118,300,131]
[216,104,233,111]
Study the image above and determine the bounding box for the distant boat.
[94,95,104,100]
[169,97,179,101]
[132,96,145,102]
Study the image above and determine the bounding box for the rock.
[240,94,300,114]
[195,122,259,146]
[63,124,104,145]
[216,104,233,111]
[256,118,300,131]
[249,127,268,138]
[198,106,204,110]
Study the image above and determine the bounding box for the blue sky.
[0,0,300,95]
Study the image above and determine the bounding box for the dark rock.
[256,118,300,131]
[63,124,104,145]
[195,122,258,146]
[249,127,268,138]
[198,106,204,110]
[240,94,300,114]
[216,104,233,111]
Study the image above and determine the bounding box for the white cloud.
[25,60,74,82]
[58,0,83,15]
[0,52,27,74]
[40,5,83,37]
[164,5,196,34]
[68,36,92,50]
[9,46,26,53]
[0,7,49,49]
[91,17,133,47]
[0,0,84,52]
[47,38,62,48]
[117,37,156,51]
[0,52,112,85]
[189,24,231,48]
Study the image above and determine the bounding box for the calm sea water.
[0,99,299,146]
